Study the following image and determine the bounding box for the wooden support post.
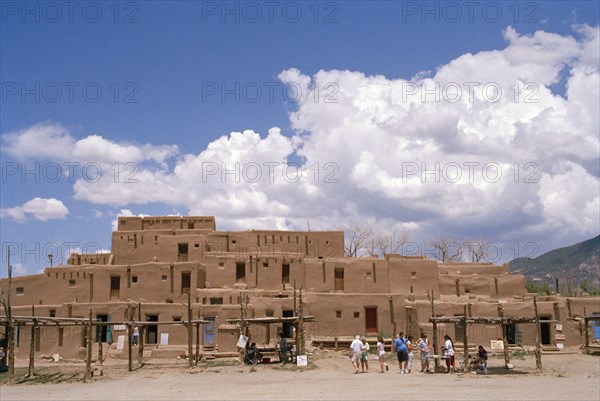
[429,291,439,369]
[138,302,144,364]
[84,309,93,382]
[187,290,193,368]
[533,296,543,372]
[583,317,590,354]
[566,298,572,318]
[27,305,35,377]
[6,248,15,385]
[127,322,133,372]
[462,305,469,371]
[455,278,460,297]
[299,288,305,355]
[334,336,338,352]
[497,304,510,368]
[97,322,103,376]
[195,322,200,365]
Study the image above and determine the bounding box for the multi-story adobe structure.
[1,216,598,360]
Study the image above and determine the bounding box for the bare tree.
[340,221,373,257]
[375,231,409,257]
[430,236,463,262]
[465,239,490,262]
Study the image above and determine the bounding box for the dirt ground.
[1,348,599,400]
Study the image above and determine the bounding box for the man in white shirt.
[350,335,364,373]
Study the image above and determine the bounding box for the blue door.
[593,313,600,340]
[203,317,216,346]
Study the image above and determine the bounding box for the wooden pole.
[187,290,193,368]
[299,288,305,355]
[533,296,543,372]
[138,302,144,364]
[429,291,439,370]
[97,321,103,376]
[195,322,200,366]
[462,304,469,371]
[84,309,93,382]
[27,305,35,377]
[127,322,133,372]
[497,304,510,368]
[584,317,590,354]
[7,247,15,384]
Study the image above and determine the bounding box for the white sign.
[490,340,504,350]
[296,355,307,366]
[237,335,249,348]
[113,325,126,331]
[116,335,125,350]
[556,342,564,349]
[556,324,563,331]
[160,333,169,345]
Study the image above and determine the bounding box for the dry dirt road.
[1,349,599,400]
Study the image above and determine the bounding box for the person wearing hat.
[350,335,364,373]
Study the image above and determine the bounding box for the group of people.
[351,332,489,374]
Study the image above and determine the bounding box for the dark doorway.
[282,264,290,285]
[282,310,294,338]
[365,307,378,334]
[334,268,344,291]
[540,316,551,345]
[181,272,191,294]
[146,315,158,344]
[506,323,518,344]
[96,314,112,343]
[178,243,189,262]
[110,276,120,300]
[203,316,216,346]
[236,262,246,283]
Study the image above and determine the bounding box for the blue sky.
[1,1,599,275]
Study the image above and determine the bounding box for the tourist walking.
[417,333,431,372]
[350,335,364,374]
[394,332,409,374]
[376,336,388,373]
[360,336,370,373]
[406,335,414,373]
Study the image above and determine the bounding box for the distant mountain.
[509,235,600,288]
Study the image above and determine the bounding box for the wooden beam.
[84,309,92,382]
[533,296,543,372]
[497,304,510,369]
[27,305,35,377]
[462,305,469,371]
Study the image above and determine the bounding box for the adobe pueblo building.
[2,216,599,360]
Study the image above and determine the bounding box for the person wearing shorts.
[350,335,364,373]
[394,332,409,373]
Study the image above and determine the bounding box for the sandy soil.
[1,348,599,400]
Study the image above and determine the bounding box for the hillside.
[509,235,600,288]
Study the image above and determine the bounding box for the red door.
[365,307,378,334]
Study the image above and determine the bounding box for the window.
[161,275,167,281]
[173,316,182,322]
[266,309,274,317]
[16,287,24,295]
[354,312,360,318]
[236,262,246,282]
[195,243,199,248]
[132,276,138,283]
[210,297,223,305]
[336,310,342,318]
[262,261,269,268]
[411,272,417,278]
[49,309,56,317]
[69,279,76,287]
